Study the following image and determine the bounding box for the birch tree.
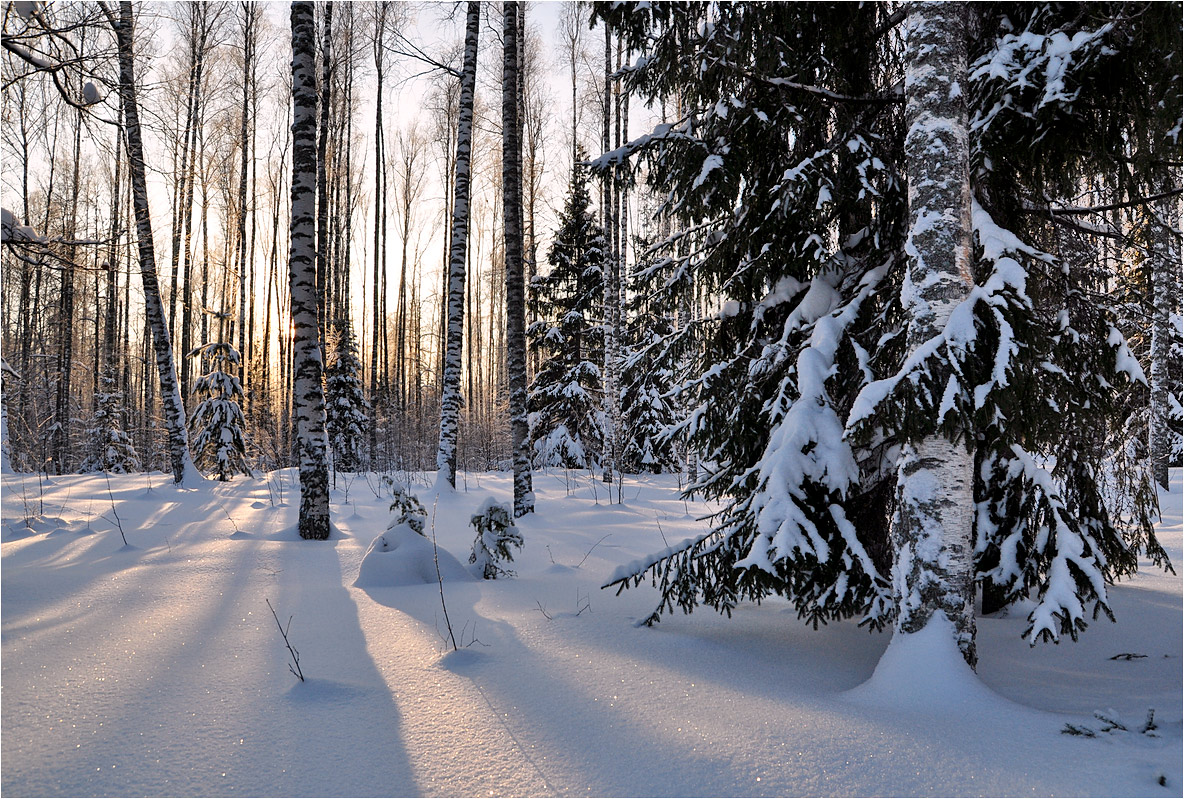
[504,0,533,516]
[103,0,199,485]
[891,2,977,665]
[1149,199,1182,489]
[288,0,330,539]
[436,1,480,488]
[599,17,617,485]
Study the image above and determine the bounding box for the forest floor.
[1,466,1180,797]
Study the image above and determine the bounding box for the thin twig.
[431,494,458,652]
[575,533,612,569]
[104,470,128,546]
[266,598,305,682]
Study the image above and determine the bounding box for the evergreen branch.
[1022,188,1182,217]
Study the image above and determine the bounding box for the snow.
[355,523,474,588]
[692,154,724,190]
[2,468,1181,796]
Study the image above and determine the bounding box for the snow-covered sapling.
[388,485,427,535]
[469,498,523,579]
[187,342,252,481]
[79,374,141,475]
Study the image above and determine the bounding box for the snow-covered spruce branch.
[846,201,1042,441]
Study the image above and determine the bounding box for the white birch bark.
[893,2,977,666]
[1149,195,1181,489]
[435,1,481,488]
[289,0,331,539]
[504,0,533,516]
[108,0,199,485]
[601,18,617,485]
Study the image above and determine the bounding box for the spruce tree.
[187,342,251,481]
[598,1,1174,652]
[620,230,679,474]
[326,319,370,473]
[599,1,904,627]
[528,156,608,470]
[80,373,141,474]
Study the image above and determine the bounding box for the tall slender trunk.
[1149,195,1181,489]
[396,161,411,417]
[317,2,334,337]
[504,0,533,515]
[199,138,211,348]
[246,17,260,417]
[52,103,83,473]
[237,2,255,389]
[169,9,199,341]
[179,10,208,403]
[893,1,976,667]
[340,11,356,322]
[106,0,196,484]
[600,18,617,484]
[15,86,34,453]
[370,11,386,467]
[436,1,481,487]
[289,0,331,539]
[104,94,125,373]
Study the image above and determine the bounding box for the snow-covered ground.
[2,467,1180,797]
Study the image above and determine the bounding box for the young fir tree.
[598,2,1173,655]
[527,155,608,470]
[80,373,141,474]
[620,230,679,474]
[469,498,523,579]
[326,319,370,473]
[187,342,251,481]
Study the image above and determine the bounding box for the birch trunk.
[317,2,333,336]
[289,0,331,539]
[893,1,977,667]
[1149,196,1181,489]
[108,0,197,484]
[52,104,81,473]
[236,1,256,393]
[504,0,533,516]
[435,1,480,488]
[601,18,615,484]
[370,2,387,467]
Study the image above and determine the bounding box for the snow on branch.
[847,201,1039,434]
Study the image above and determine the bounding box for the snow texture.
[2,470,1180,797]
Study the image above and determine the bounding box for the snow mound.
[844,616,1012,713]
[354,523,474,588]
